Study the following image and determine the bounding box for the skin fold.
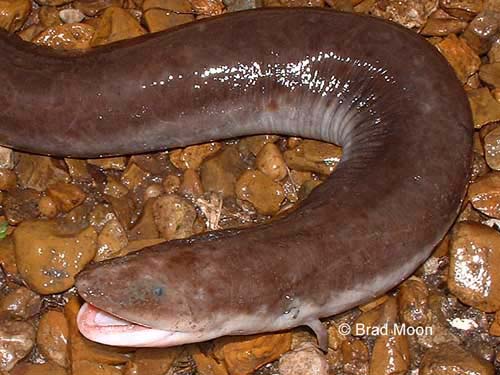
[0,8,472,348]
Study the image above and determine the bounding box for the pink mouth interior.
[77,303,176,347]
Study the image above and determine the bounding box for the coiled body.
[0,9,472,347]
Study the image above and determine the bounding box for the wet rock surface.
[2,1,500,374]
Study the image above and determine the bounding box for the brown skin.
[0,9,472,347]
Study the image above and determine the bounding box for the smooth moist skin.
[0,8,472,349]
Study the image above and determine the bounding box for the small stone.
[4,189,41,225]
[189,345,228,375]
[64,159,91,181]
[436,34,481,84]
[489,36,500,63]
[169,142,221,171]
[359,295,389,312]
[0,169,16,191]
[284,140,340,175]
[239,135,280,156]
[121,162,149,191]
[224,0,260,11]
[127,347,182,375]
[462,12,499,54]
[0,319,35,371]
[0,147,14,170]
[200,146,246,198]
[483,127,500,170]
[39,6,63,28]
[179,168,204,198]
[15,154,70,192]
[95,218,128,261]
[354,297,398,335]
[36,310,69,368]
[104,176,128,199]
[106,194,135,229]
[73,0,122,17]
[162,174,181,194]
[398,277,429,327]
[449,221,500,312]
[0,237,17,275]
[13,220,97,294]
[341,339,369,375]
[468,172,500,217]
[468,88,500,128]
[59,8,85,23]
[190,0,224,15]
[235,170,285,215]
[263,0,324,7]
[371,0,437,29]
[91,6,146,46]
[256,143,287,181]
[369,334,410,375]
[47,183,87,212]
[439,0,485,20]
[213,332,292,375]
[88,204,115,232]
[9,362,66,375]
[129,199,160,241]
[0,0,31,32]
[420,342,494,375]
[88,157,127,170]
[33,23,95,49]
[421,10,468,36]
[0,286,40,320]
[144,183,163,201]
[480,63,500,89]
[279,342,328,375]
[153,194,197,240]
[143,0,194,33]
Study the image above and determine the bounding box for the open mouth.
[77,303,178,347]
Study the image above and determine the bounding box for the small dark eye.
[153,287,164,297]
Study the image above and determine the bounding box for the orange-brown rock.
[37,310,69,368]
[143,0,194,33]
[91,7,146,46]
[256,142,287,181]
[0,319,36,371]
[398,277,429,326]
[153,194,197,240]
[0,286,40,320]
[369,334,410,375]
[95,218,128,261]
[468,88,500,128]
[468,172,500,217]
[235,170,285,215]
[371,0,437,29]
[125,347,182,375]
[0,0,31,32]
[47,183,87,212]
[33,23,95,49]
[15,154,70,192]
[341,339,369,375]
[436,34,481,84]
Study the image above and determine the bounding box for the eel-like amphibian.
[0,8,472,349]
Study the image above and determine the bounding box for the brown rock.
[372,0,437,29]
[4,189,41,225]
[436,34,481,84]
[127,347,182,375]
[488,310,500,335]
[59,8,85,23]
[15,154,70,192]
[421,10,468,36]
[468,88,500,128]
[74,0,122,16]
[449,221,500,311]
[47,182,87,212]
[235,170,285,215]
[359,295,389,312]
[200,146,246,198]
[143,0,194,33]
[239,135,280,157]
[398,277,429,326]
[483,127,500,170]
[480,63,500,89]
[0,237,17,275]
[213,332,292,375]
[0,0,31,32]
[169,142,221,170]
[128,199,160,241]
[439,0,485,20]
[341,339,369,375]
[468,172,500,217]
[144,183,163,201]
[95,218,128,261]
[420,342,494,375]
[65,159,91,181]
[369,334,410,375]
[263,0,324,7]
[104,176,128,198]
[10,362,67,375]
[354,296,398,335]
[88,203,115,232]
[39,5,63,27]
[279,342,328,375]
[91,7,146,46]
[121,162,149,191]
[180,168,204,197]
[153,194,197,240]
[190,345,228,375]
[18,24,44,41]
[0,169,16,191]
[284,140,340,175]
[37,310,69,368]
[0,147,13,170]
[162,174,181,194]
[106,193,136,229]
[33,23,95,49]
[462,12,499,54]
[0,319,35,371]
[489,36,500,63]
[13,220,97,294]
[72,360,123,374]
[255,142,287,181]
[88,157,127,170]
[0,286,40,320]
[190,0,223,15]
